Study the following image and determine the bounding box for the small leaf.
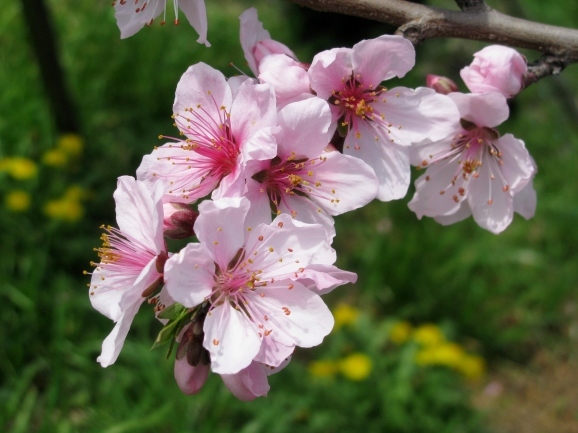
[158,302,187,320]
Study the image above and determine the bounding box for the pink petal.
[239,8,273,76]
[248,280,334,348]
[344,121,411,202]
[221,361,270,401]
[495,134,534,193]
[407,160,465,219]
[173,63,232,133]
[230,80,277,149]
[253,337,295,368]
[136,144,219,204]
[299,264,357,295]
[195,197,249,268]
[513,179,537,220]
[178,0,210,47]
[114,0,164,39]
[164,243,215,308]
[97,300,143,367]
[351,35,415,87]
[276,97,332,159]
[378,87,460,145]
[244,214,330,281]
[204,302,262,374]
[433,201,472,226]
[308,151,378,215]
[467,156,514,234]
[114,176,164,253]
[449,92,509,128]
[258,54,312,106]
[309,48,353,100]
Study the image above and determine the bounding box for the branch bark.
[287,0,578,82]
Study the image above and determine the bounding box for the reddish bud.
[163,202,198,239]
[426,74,459,95]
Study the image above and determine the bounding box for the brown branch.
[455,0,490,13]
[287,0,578,82]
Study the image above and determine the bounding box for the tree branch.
[287,0,578,82]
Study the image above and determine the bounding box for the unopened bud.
[163,202,198,239]
[426,74,459,95]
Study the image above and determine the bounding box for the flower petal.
[164,243,215,308]
[178,0,210,47]
[221,361,270,401]
[352,35,415,86]
[204,302,262,374]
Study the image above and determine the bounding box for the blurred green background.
[1,0,577,432]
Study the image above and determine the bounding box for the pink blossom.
[244,96,378,234]
[221,358,291,401]
[239,8,297,76]
[426,74,459,95]
[408,92,536,234]
[164,197,335,375]
[113,0,209,45]
[309,36,460,201]
[137,63,278,203]
[460,45,527,98]
[89,176,167,366]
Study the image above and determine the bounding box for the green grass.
[0,0,577,431]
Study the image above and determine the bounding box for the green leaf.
[157,302,186,320]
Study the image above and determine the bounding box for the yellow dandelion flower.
[309,360,339,378]
[64,185,87,201]
[1,157,38,180]
[412,323,446,347]
[333,303,359,330]
[44,198,84,222]
[339,353,372,381]
[415,342,464,368]
[456,354,486,380]
[42,149,68,166]
[5,190,31,212]
[57,133,84,156]
[390,321,412,345]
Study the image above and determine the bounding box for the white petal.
[164,243,214,308]
[248,280,334,348]
[97,300,143,367]
[195,197,250,268]
[221,361,270,401]
[468,156,514,233]
[352,35,415,86]
[178,0,210,46]
[204,303,262,374]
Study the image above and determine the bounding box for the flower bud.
[460,45,527,98]
[426,74,459,95]
[163,202,198,239]
[174,355,210,395]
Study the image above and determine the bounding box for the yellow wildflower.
[0,157,37,180]
[415,342,465,368]
[389,321,412,345]
[5,190,31,212]
[42,149,68,166]
[309,360,339,378]
[57,133,84,156]
[456,354,486,380]
[64,185,87,201]
[412,323,445,347]
[44,198,84,222]
[339,353,372,381]
[333,303,359,330]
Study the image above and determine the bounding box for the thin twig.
[287,0,578,83]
